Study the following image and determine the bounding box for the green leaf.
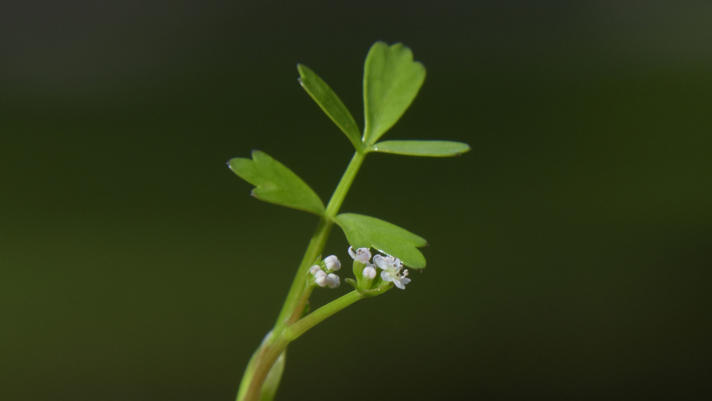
[362,42,426,145]
[228,151,325,215]
[371,140,471,157]
[335,213,427,268]
[260,351,285,401]
[297,64,362,150]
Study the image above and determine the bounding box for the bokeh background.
[2,1,711,400]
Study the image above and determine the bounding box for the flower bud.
[314,270,328,287]
[326,273,340,289]
[324,255,341,272]
[362,265,377,279]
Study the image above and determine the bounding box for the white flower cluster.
[348,247,411,290]
[309,255,341,288]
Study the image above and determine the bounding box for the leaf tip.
[370,40,388,49]
[415,60,426,76]
[296,63,312,78]
[227,156,251,171]
[391,42,411,58]
[450,142,471,157]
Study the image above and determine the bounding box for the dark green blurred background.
[2,1,711,400]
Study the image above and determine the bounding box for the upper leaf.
[297,64,362,150]
[335,213,427,268]
[228,151,325,215]
[362,42,426,145]
[371,140,471,157]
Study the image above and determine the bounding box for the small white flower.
[374,254,411,290]
[311,261,340,289]
[324,255,341,272]
[313,270,328,287]
[348,246,372,264]
[325,273,340,289]
[362,265,377,280]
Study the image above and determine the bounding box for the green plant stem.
[237,151,366,401]
[325,151,365,218]
[284,290,364,341]
[274,218,331,331]
[238,335,289,401]
[274,151,365,331]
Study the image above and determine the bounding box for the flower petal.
[373,254,388,270]
[348,246,372,264]
[348,246,358,259]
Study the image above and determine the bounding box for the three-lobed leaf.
[231,42,467,267]
[335,213,427,268]
[297,64,362,150]
[371,140,470,157]
[228,151,325,215]
[362,42,426,145]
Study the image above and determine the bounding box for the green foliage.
[233,40,470,401]
[297,64,362,150]
[228,151,325,215]
[362,42,426,145]
[370,140,471,157]
[335,213,427,268]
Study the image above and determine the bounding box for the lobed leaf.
[297,64,362,150]
[362,42,426,145]
[335,213,427,268]
[371,140,470,157]
[228,151,325,215]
